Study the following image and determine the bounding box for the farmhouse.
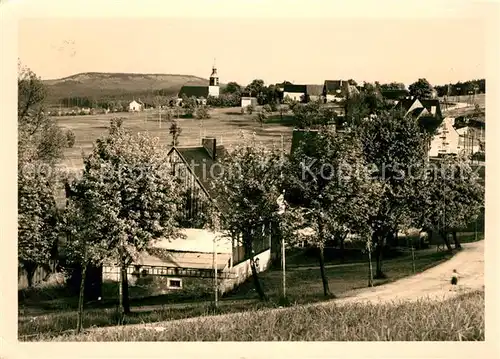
[128,99,144,112]
[306,84,324,102]
[323,80,359,103]
[166,137,273,276]
[102,228,272,295]
[283,84,307,103]
[167,138,227,217]
[178,64,220,105]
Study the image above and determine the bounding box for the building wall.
[241,97,257,108]
[283,92,305,102]
[129,102,142,112]
[428,117,460,157]
[325,94,345,103]
[208,85,220,98]
[220,249,271,294]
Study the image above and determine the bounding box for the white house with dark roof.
[323,80,359,102]
[283,84,307,102]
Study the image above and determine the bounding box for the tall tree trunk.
[452,231,462,250]
[121,264,131,314]
[76,262,87,333]
[318,245,331,296]
[250,257,268,301]
[339,234,346,263]
[374,233,386,279]
[24,262,37,288]
[318,220,332,297]
[244,233,267,301]
[439,230,453,251]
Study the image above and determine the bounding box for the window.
[167,278,182,289]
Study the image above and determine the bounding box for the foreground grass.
[35,291,484,341]
[19,248,454,339]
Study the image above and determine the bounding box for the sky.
[18,9,489,87]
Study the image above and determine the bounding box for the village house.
[306,84,324,102]
[177,64,220,105]
[283,84,307,103]
[166,137,273,279]
[323,80,359,103]
[128,99,144,112]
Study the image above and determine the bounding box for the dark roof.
[323,80,346,95]
[394,98,442,119]
[306,84,323,96]
[178,86,209,98]
[420,99,442,118]
[381,89,410,100]
[169,145,228,199]
[284,84,307,93]
[394,98,416,112]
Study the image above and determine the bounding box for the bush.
[195,105,210,119]
[246,104,255,115]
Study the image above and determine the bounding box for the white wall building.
[241,96,258,108]
[128,100,143,112]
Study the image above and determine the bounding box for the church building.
[177,63,220,105]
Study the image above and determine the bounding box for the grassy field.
[440,93,485,108]
[56,107,295,170]
[32,290,484,341]
[19,246,455,339]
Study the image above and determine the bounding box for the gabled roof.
[178,85,209,98]
[420,99,442,119]
[168,145,228,199]
[284,84,307,93]
[306,84,323,96]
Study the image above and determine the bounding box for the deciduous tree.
[210,137,286,301]
[408,78,433,99]
[75,118,181,315]
[285,127,381,296]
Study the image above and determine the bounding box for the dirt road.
[317,240,484,306]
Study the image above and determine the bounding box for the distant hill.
[43,72,209,105]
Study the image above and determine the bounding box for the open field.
[56,107,295,170]
[19,244,457,339]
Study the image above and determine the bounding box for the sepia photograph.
[2,0,498,354]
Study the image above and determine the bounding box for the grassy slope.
[35,291,485,341]
[19,247,455,339]
[43,72,209,104]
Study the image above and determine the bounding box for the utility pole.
[277,191,286,298]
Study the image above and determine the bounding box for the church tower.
[208,60,220,98]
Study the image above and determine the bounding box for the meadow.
[30,290,485,341]
[56,107,295,170]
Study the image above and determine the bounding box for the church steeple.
[209,58,219,86]
[208,58,220,97]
